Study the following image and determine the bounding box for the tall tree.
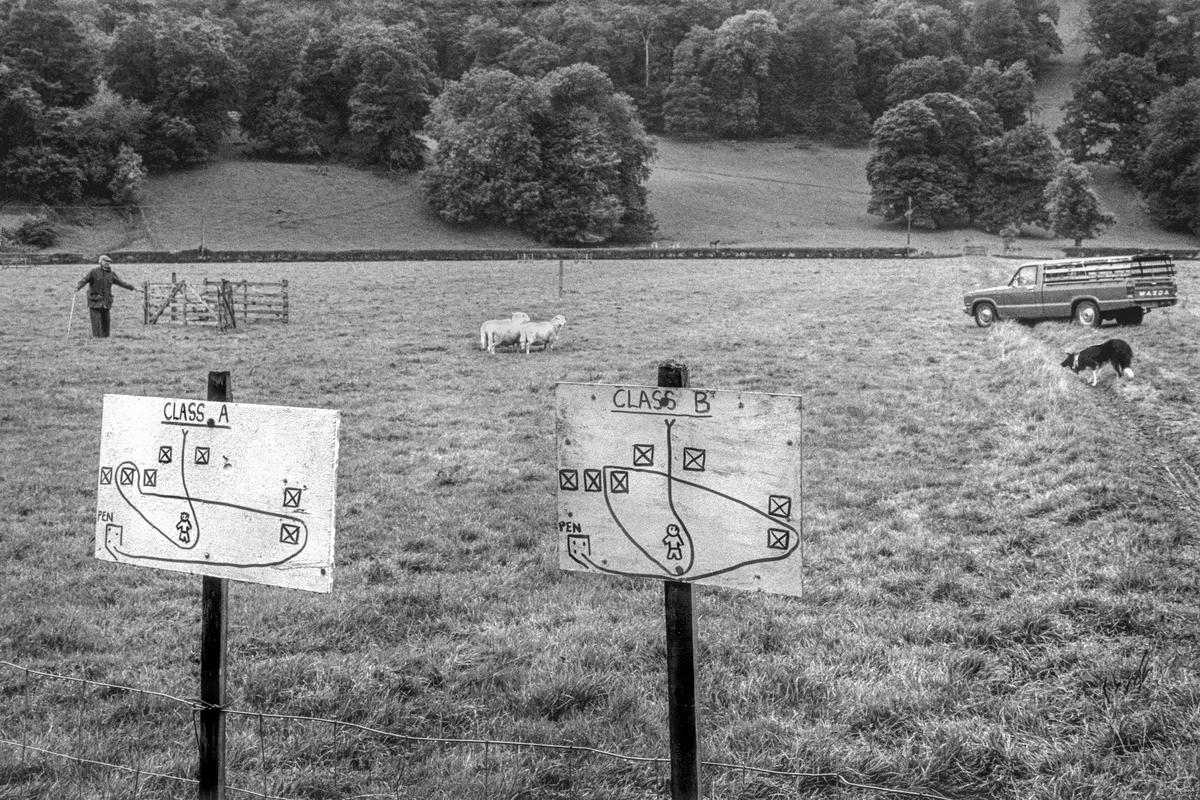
[1056,54,1169,172]
[423,63,655,244]
[337,21,438,168]
[884,55,970,108]
[706,10,781,137]
[1012,0,1062,70]
[1086,0,1161,59]
[867,92,987,228]
[872,0,963,61]
[971,123,1058,230]
[969,0,1035,69]
[660,10,783,137]
[290,18,436,167]
[0,0,98,108]
[850,16,904,118]
[663,25,714,135]
[106,11,245,168]
[1044,159,1115,246]
[1137,79,1200,234]
[962,59,1035,130]
[422,68,545,226]
[237,10,321,155]
[766,8,869,143]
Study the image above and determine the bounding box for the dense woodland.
[0,0,1197,243]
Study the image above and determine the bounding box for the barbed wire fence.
[0,659,954,800]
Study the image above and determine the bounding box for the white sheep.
[519,315,567,355]
[479,311,531,353]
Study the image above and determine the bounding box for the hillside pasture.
[11,134,1198,260]
[2,256,1199,798]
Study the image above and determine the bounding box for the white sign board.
[556,383,803,597]
[94,394,340,593]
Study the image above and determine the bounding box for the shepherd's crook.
[66,292,77,342]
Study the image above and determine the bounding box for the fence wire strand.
[1,659,952,800]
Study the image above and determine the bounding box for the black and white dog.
[1061,338,1134,386]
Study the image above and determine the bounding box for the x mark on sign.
[283,487,303,508]
[158,446,173,464]
[682,447,706,471]
[194,447,210,465]
[559,469,579,491]
[584,469,602,492]
[99,467,113,485]
[119,466,136,486]
[767,528,791,550]
[279,523,300,545]
[768,495,791,519]
[609,470,629,494]
[632,444,654,467]
[142,469,157,488]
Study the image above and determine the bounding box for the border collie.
[1061,339,1134,386]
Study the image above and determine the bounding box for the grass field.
[2,255,1199,798]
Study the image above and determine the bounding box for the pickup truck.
[963,253,1178,328]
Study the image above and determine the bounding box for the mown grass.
[1,256,1198,799]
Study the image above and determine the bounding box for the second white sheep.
[519,315,567,355]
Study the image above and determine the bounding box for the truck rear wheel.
[973,302,997,328]
[1073,300,1100,327]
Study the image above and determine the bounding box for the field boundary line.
[8,245,1197,266]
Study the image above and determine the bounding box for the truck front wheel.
[1073,301,1100,327]
[974,302,997,328]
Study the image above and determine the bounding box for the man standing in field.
[75,255,135,338]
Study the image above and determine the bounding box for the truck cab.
[963,253,1178,328]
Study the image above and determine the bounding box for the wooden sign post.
[199,371,230,800]
[659,363,701,800]
[92,375,340,800]
[555,366,804,800]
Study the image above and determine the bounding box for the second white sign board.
[94,394,340,593]
[556,383,804,597]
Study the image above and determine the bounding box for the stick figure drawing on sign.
[663,524,684,561]
[176,512,193,544]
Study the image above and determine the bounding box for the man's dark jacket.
[77,267,134,309]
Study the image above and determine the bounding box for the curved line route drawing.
[556,382,803,594]
[566,416,800,582]
[105,427,309,569]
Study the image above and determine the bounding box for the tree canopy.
[867,92,987,229]
[868,91,1058,230]
[1044,159,1115,246]
[1137,79,1200,234]
[423,63,656,244]
[1056,54,1170,173]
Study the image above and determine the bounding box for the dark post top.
[658,362,689,389]
[207,372,231,403]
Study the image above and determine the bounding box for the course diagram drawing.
[93,394,340,593]
[104,427,310,566]
[556,383,804,597]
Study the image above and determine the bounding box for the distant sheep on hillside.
[479,312,530,353]
[519,315,567,355]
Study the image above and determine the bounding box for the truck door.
[999,264,1041,318]
[1040,266,1076,318]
